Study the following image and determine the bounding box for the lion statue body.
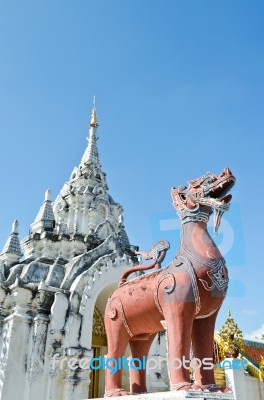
[104,168,235,397]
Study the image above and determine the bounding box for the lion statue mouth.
[172,167,236,234]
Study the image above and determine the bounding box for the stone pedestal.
[223,358,247,400]
[89,391,235,400]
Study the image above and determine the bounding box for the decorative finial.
[12,220,19,234]
[90,96,99,128]
[218,308,244,360]
[45,188,51,201]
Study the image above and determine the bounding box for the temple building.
[0,104,136,400]
[0,104,263,400]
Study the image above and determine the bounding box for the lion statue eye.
[180,194,186,202]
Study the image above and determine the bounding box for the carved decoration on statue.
[104,168,236,397]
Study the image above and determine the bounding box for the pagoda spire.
[90,95,99,128]
[80,98,100,167]
[31,189,55,233]
[0,220,23,267]
[52,101,130,247]
[218,309,244,359]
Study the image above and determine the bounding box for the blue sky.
[0,0,263,337]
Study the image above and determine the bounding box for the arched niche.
[78,257,134,398]
[89,285,116,399]
[78,254,134,350]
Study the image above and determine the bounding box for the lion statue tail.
[119,261,157,287]
[119,240,170,287]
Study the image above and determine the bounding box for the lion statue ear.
[171,186,199,211]
[188,178,203,188]
[171,187,186,210]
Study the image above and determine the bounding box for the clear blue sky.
[0,0,263,337]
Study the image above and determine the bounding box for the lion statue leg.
[104,315,131,397]
[192,311,232,393]
[162,301,196,391]
[129,335,156,394]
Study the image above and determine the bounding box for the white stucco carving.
[0,105,136,400]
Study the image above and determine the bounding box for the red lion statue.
[104,167,235,397]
